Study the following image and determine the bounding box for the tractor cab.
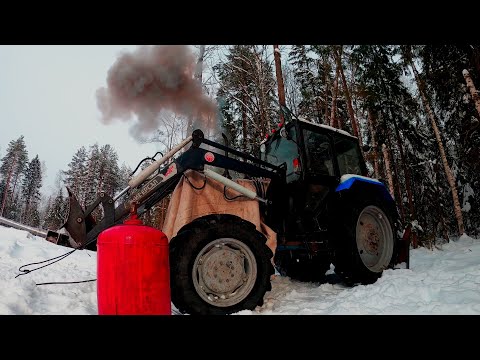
[260,119,368,236]
[260,119,367,184]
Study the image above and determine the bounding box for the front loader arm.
[50,129,284,250]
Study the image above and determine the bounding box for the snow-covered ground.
[1,225,479,315]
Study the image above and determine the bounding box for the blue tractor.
[49,108,410,315]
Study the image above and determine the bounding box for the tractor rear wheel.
[334,197,396,285]
[169,214,274,315]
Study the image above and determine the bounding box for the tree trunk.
[255,52,270,136]
[337,114,344,130]
[334,46,361,143]
[392,118,418,247]
[330,66,340,128]
[0,168,13,217]
[195,45,206,82]
[367,109,380,178]
[432,163,450,243]
[242,93,248,151]
[382,144,395,200]
[388,137,405,222]
[323,60,329,124]
[273,45,286,124]
[473,47,480,75]
[463,69,480,117]
[97,169,104,196]
[410,60,465,236]
[23,195,31,224]
[350,61,361,128]
[310,78,322,124]
[10,170,22,212]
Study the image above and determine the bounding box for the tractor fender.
[335,175,395,205]
[332,175,398,228]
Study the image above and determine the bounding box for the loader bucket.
[50,187,97,249]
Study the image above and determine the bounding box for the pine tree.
[288,45,324,123]
[0,136,28,218]
[30,208,41,228]
[84,143,101,216]
[118,163,132,190]
[463,69,480,117]
[351,45,421,245]
[97,144,120,196]
[21,155,43,226]
[43,188,67,230]
[6,192,22,221]
[41,195,52,229]
[402,45,465,236]
[281,60,302,116]
[333,45,361,138]
[310,45,350,130]
[63,146,88,208]
[63,144,121,213]
[215,45,278,156]
[418,45,480,235]
[38,193,50,229]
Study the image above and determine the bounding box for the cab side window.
[334,136,363,176]
[303,129,334,176]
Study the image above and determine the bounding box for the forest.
[1,45,479,249]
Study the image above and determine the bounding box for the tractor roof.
[297,118,357,139]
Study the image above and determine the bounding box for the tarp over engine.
[162,170,277,255]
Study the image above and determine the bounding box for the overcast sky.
[0,45,163,197]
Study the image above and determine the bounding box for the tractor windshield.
[261,125,300,183]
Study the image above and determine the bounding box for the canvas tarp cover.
[162,170,277,255]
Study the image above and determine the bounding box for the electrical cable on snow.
[15,248,77,278]
[16,246,97,286]
[36,279,96,286]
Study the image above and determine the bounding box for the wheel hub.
[193,238,258,307]
[359,222,380,255]
[200,246,245,294]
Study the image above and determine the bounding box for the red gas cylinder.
[97,207,171,315]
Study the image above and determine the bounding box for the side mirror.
[362,144,371,152]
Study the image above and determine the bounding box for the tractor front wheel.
[169,214,274,315]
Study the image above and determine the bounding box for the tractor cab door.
[333,134,367,177]
[296,123,339,231]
